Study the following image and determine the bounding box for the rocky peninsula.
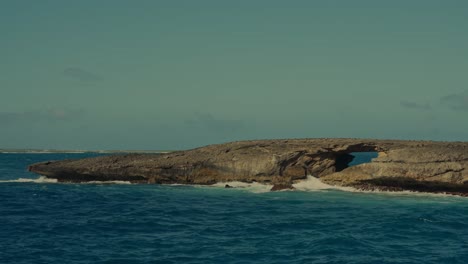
[28,139,468,195]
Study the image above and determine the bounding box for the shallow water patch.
[335,151,378,172]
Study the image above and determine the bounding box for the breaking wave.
[1,174,460,198]
[210,176,461,198]
[211,181,273,193]
[211,176,350,193]
[295,176,460,198]
[292,175,353,191]
[84,180,132,185]
[0,176,58,183]
[0,176,132,185]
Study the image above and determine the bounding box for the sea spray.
[84,180,132,185]
[292,175,357,192]
[292,176,459,198]
[0,176,132,185]
[212,176,353,193]
[211,181,273,193]
[293,175,335,191]
[0,176,58,183]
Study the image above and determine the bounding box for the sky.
[1,0,468,150]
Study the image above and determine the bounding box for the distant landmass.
[0,149,171,154]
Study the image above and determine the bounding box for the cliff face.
[28,139,468,194]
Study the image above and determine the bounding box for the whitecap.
[211,181,273,193]
[84,180,132,185]
[0,176,132,185]
[355,188,465,198]
[0,176,58,183]
[291,176,464,198]
[293,176,356,192]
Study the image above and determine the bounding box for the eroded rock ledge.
[28,139,468,195]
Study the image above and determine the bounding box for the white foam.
[293,176,334,191]
[1,175,461,198]
[84,180,132,185]
[0,176,132,185]
[292,176,356,192]
[294,176,461,198]
[292,176,463,198]
[211,176,354,194]
[211,181,273,193]
[0,176,58,183]
[353,188,464,198]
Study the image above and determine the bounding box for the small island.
[28,138,468,195]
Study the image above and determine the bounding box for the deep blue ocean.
[1,153,468,264]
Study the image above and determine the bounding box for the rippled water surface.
[1,153,468,263]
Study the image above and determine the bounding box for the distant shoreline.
[0,149,172,154]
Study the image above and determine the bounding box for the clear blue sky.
[1,0,468,150]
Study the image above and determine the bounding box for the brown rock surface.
[28,138,468,193]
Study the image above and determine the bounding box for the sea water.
[1,153,468,264]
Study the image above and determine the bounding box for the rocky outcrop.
[28,139,468,194]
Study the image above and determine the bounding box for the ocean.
[1,153,468,264]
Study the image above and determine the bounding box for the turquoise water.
[1,153,468,263]
[348,152,378,167]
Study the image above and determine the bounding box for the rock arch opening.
[335,151,378,172]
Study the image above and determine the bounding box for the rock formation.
[28,139,468,195]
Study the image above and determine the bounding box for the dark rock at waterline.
[225,184,233,188]
[353,177,468,197]
[271,183,295,191]
[28,138,468,195]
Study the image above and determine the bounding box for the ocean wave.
[210,176,464,198]
[209,177,351,194]
[1,174,462,198]
[355,188,464,198]
[211,181,273,193]
[83,180,132,185]
[0,176,132,185]
[0,176,58,183]
[293,176,356,192]
[293,176,462,198]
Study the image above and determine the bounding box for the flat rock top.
[31,138,468,168]
[59,138,465,166]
